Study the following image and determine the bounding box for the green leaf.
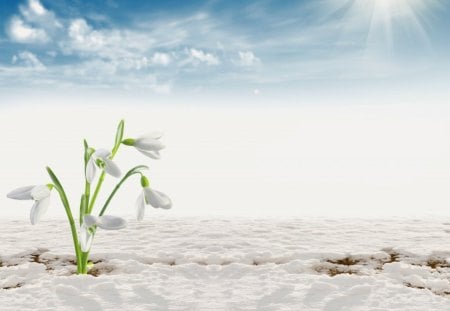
[46,166,74,226]
[46,166,64,191]
[112,119,125,156]
[127,165,148,176]
[83,139,90,165]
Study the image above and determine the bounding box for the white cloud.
[7,0,62,44]
[67,19,106,52]
[27,0,46,16]
[19,0,61,28]
[151,52,171,66]
[1,1,270,92]
[189,48,220,65]
[63,19,154,72]
[237,51,260,66]
[7,16,49,43]
[12,51,46,70]
[62,18,154,63]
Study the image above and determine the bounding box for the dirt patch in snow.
[1,283,23,290]
[1,249,117,278]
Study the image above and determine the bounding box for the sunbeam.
[325,0,440,54]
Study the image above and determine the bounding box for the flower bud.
[140,175,150,188]
[122,138,136,146]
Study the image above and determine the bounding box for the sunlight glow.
[327,0,438,53]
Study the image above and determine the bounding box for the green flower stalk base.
[6,120,172,274]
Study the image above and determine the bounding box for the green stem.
[79,121,124,272]
[79,195,85,226]
[87,134,122,215]
[80,182,90,225]
[99,165,148,216]
[88,172,104,214]
[46,167,82,274]
[80,251,90,274]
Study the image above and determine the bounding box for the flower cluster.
[6,120,172,274]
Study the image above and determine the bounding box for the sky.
[0,0,449,101]
[1,0,450,220]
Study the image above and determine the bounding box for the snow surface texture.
[1,217,450,310]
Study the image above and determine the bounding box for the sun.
[325,0,438,52]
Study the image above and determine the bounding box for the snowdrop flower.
[79,215,127,252]
[7,185,52,225]
[136,176,172,221]
[86,148,121,183]
[122,132,165,159]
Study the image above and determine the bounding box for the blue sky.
[0,0,449,102]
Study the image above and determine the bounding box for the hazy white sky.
[1,95,450,220]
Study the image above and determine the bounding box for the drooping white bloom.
[7,185,51,225]
[79,214,127,252]
[79,222,94,252]
[136,187,172,221]
[131,132,165,159]
[84,214,127,230]
[86,148,121,183]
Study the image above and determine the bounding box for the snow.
[1,217,450,310]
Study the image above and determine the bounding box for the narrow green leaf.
[83,139,89,164]
[46,166,81,271]
[112,119,125,156]
[127,165,148,176]
[46,166,64,191]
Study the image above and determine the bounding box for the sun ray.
[325,0,440,55]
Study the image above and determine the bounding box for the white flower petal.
[86,157,97,183]
[154,190,172,209]
[7,185,35,200]
[139,132,163,140]
[30,196,50,225]
[134,138,165,151]
[143,187,172,209]
[30,185,51,201]
[104,159,121,178]
[136,192,146,221]
[83,215,99,227]
[136,149,161,159]
[79,224,94,252]
[94,148,111,160]
[97,215,127,230]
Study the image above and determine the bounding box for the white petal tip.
[104,159,121,178]
[97,215,127,230]
[7,185,35,200]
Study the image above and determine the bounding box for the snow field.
[1,218,450,310]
